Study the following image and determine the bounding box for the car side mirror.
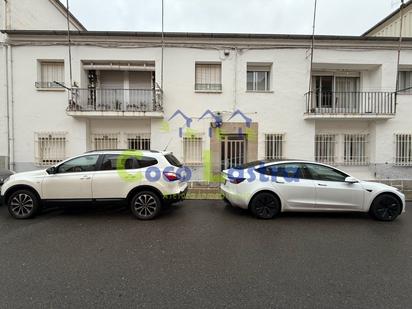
[345,176,358,184]
[46,166,57,174]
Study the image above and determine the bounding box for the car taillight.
[229,177,246,184]
[163,171,181,182]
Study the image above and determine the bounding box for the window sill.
[36,87,66,92]
[194,90,222,94]
[246,90,274,94]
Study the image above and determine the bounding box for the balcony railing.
[305,91,396,116]
[67,87,163,113]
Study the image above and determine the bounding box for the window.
[165,154,183,167]
[313,75,359,108]
[343,134,368,165]
[36,61,65,88]
[183,137,203,165]
[100,154,136,171]
[137,157,158,168]
[126,134,151,150]
[57,155,99,174]
[35,133,67,166]
[91,133,119,151]
[265,134,284,160]
[247,64,271,91]
[395,134,412,166]
[315,134,336,164]
[398,71,412,94]
[305,163,348,182]
[195,63,222,91]
[257,163,305,179]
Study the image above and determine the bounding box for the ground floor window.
[315,134,337,164]
[91,133,120,150]
[126,133,151,150]
[343,134,369,165]
[35,132,67,166]
[264,134,284,160]
[395,134,412,166]
[183,136,203,165]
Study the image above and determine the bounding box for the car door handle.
[80,175,91,180]
[275,180,285,184]
[318,183,328,187]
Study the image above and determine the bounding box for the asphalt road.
[0,200,411,309]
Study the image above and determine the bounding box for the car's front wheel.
[250,192,281,219]
[7,190,40,219]
[369,194,402,222]
[130,191,162,220]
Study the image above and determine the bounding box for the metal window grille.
[195,63,222,91]
[34,132,67,166]
[315,134,337,164]
[183,137,203,165]
[36,61,65,88]
[91,133,119,150]
[265,134,284,160]
[395,134,412,166]
[126,133,151,150]
[343,134,369,165]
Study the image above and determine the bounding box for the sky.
[63,0,404,35]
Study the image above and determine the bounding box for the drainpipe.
[7,44,15,171]
[4,44,10,169]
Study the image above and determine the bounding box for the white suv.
[0,150,188,220]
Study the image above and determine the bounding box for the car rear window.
[165,154,183,167]
[137,157,158,168]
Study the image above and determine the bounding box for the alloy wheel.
[374,196,401,221]
[133,194,158,218]
[10,193,34,217]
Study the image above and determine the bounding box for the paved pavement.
[0,201,411,308]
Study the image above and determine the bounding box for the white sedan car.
[1,150,188,220]
[221,160,405,221]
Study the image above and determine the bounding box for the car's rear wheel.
[250,192,281,219]
[369,194,402,222]
[130,191,162,220]
[7,190,40,219]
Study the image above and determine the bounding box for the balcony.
[304,91,396,119]
[66,87,163,118]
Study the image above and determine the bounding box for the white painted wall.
[3,39,412,180]
[0,0,83,31]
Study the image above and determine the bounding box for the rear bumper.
[164,185,188,203]
[220,184,249,209]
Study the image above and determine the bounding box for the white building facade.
[1,0,412,181]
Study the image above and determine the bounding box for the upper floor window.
[195,63,222,92]
[36,60,65,89]
[398,71,412,94]
[247,63,272,92]
[34,132,67,166]
[312,75,360,108]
